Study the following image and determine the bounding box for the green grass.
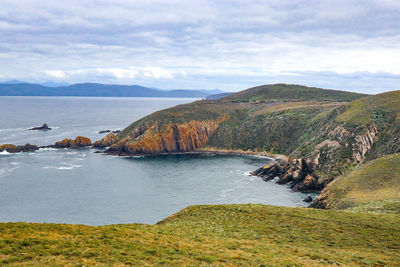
[1,204,399,266]
[322,153,400,213]
[226,83,367,102]
[337,90,400,127]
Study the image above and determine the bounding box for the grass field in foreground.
[1,204,399,266]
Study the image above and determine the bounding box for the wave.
[39,147,58,151]
[43,164,83,170]
[0,127,25,132]
[0,150,10,155]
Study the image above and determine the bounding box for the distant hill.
[0,82,220,98]
[226,83,364,102]
[205,92,233,100]
[40,81,70,87]
[0,80,26,84]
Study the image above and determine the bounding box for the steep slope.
[312,153,400,213]
[251,90,400,191]
[1,205,399,266]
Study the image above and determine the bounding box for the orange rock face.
[93,133,116,148]
[54,136,92,148]
[0,143,39,153]
[0,144,17,151]
[108,118,225,155]
[74,136,92,147]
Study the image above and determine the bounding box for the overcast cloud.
[0,0,399,93]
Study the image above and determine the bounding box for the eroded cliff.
[105,118,226,155]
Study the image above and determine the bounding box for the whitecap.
[243,171,252,176]
[0,150,10,155]
[39,147,57,151]
[0,127,25,132]
[43,164,83,170]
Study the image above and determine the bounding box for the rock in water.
[303,196,313,203]
[252,157,322,192]
[0,143,39,153]
[98,130,111,134]
[29,123,51,131]
[53,136,92,149]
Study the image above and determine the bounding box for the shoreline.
[97,147,288,161]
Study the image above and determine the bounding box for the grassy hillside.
[226,83,366,102]
[337,91,400,160]
[1,205,399,266]
[315,153,400,214]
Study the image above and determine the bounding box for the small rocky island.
[28,123,51,131]
[0,136,92,153]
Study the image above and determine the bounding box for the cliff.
[251,90,400,192]
[105,118,226,155]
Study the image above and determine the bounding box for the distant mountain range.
[205,92,234,100]
[0,81,224,98]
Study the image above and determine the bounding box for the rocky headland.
[90,84,400,210]
[2,84,399,211]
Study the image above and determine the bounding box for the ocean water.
[0,97,310,225]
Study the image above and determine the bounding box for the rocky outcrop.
[309,189,330,209]
[0,143,39,153]
[53,136,92,149]
[105,119,224,155]
[93,133,116,148]
[251,157,322,192]
[303,196,313,203]
[29,123,51,130]
[352,124,378,162]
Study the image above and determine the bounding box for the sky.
[0,0,399,93]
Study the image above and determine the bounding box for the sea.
[0,96,311,225]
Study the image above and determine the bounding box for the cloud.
[0,0,399,93]
[44,70,66,79]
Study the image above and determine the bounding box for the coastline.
[98,146,288,161]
